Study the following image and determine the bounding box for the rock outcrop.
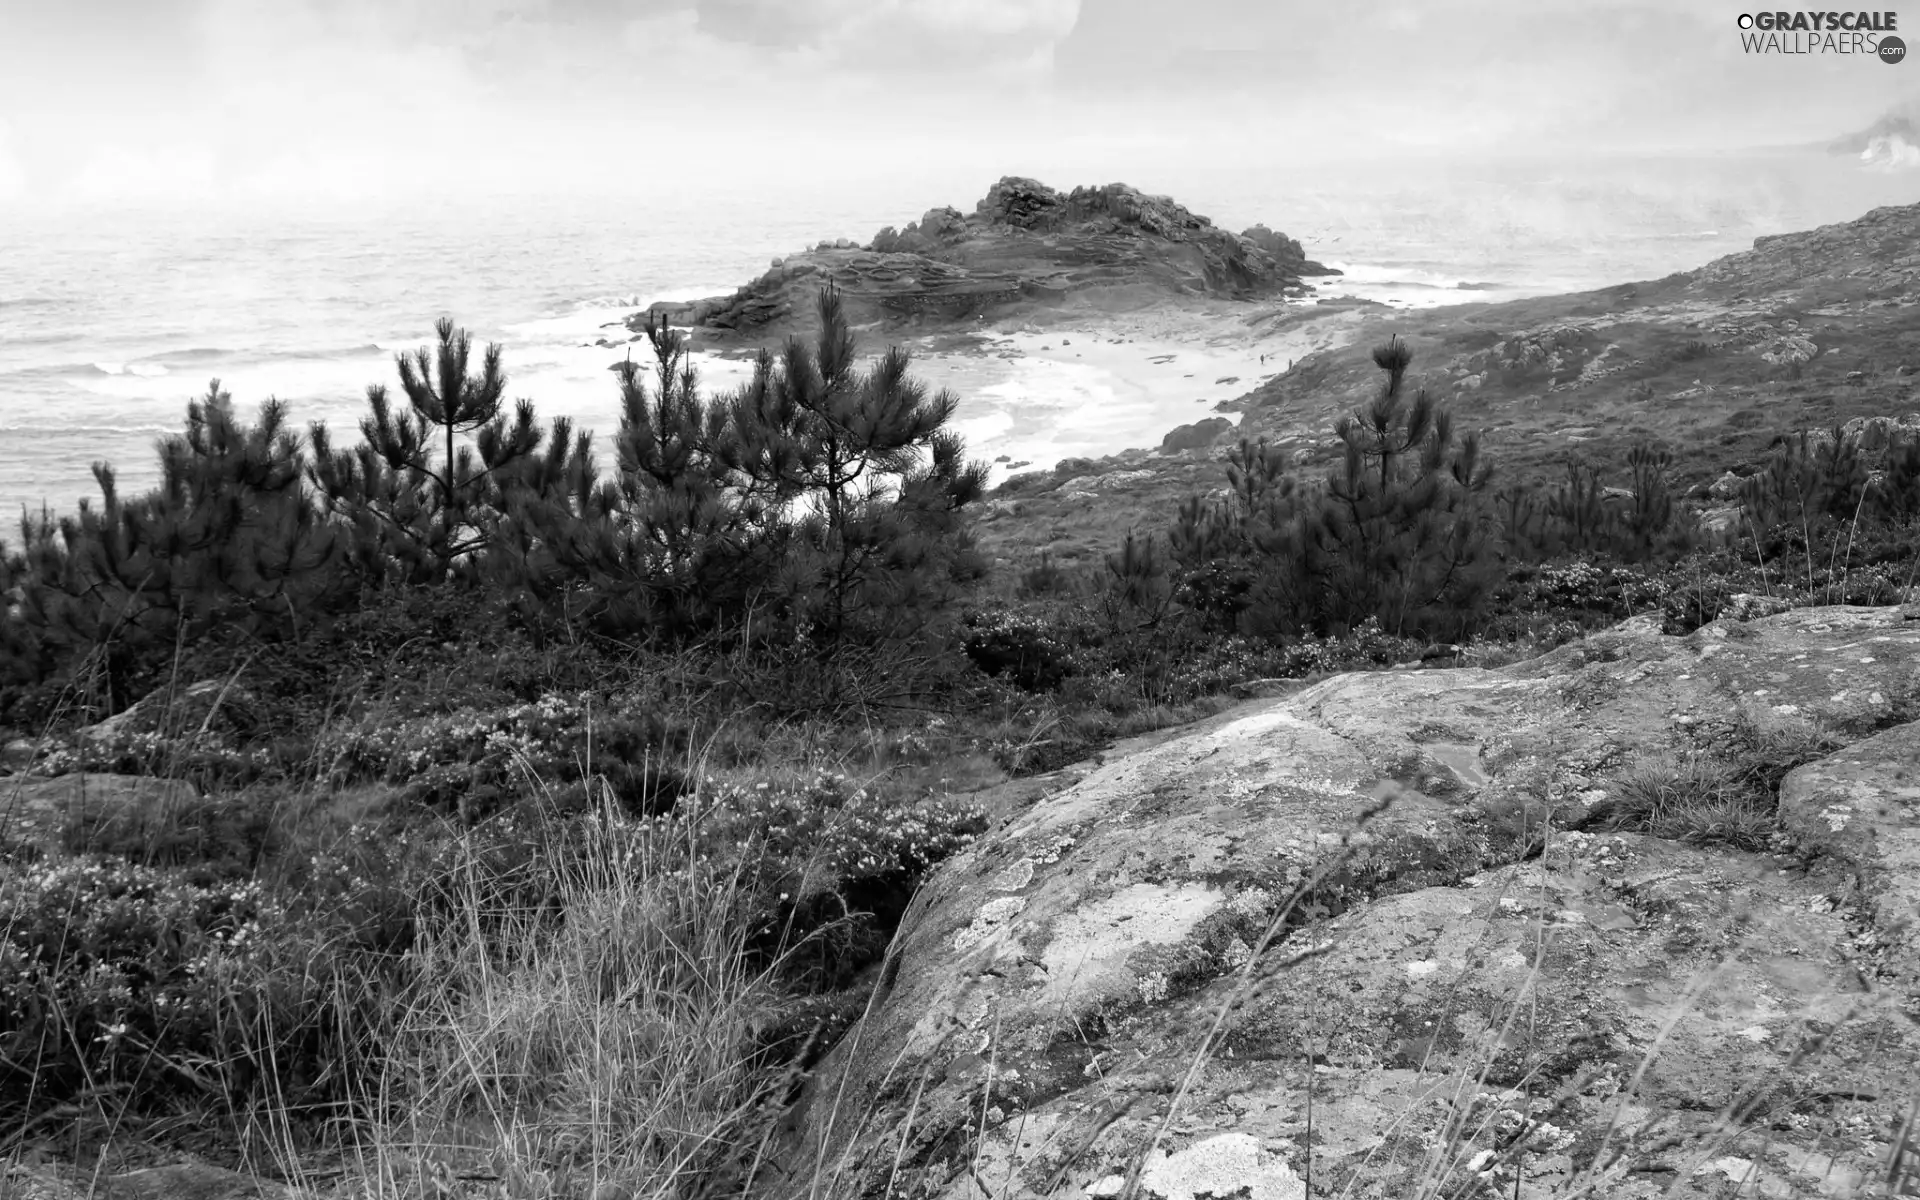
[767,606,1920,1200]
[639,178,1335,340]
[1159,417,1234,453]
[1,772,201,850]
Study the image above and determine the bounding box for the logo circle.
[1737,12,1754,28]
[1882,34,1907,62]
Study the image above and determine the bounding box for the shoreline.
[665,286,1424,484]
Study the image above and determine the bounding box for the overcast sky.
[0,0,1913,205]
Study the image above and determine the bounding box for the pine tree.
[506,288,987,653]
[1814,423,1869,522]
[1494,484,1553,561]
[1763,430,1834,594]
[0,506,65,688]
[1546,460,1615,554]
[309,319,544,583]
[1619,444,1681,561]
[1104,530,1174,637]
[723,285,987,647]
[504,314,759,636]
[1311,336,1496,638]
[4,383,342,709]
[1874,440,1920,528]
[1171,439,1274,627]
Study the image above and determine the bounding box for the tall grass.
[337,776,871,1200]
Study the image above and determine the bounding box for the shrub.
[317,691,681,818]
[508,287,989,656]
[2,386,349,718]
[1514,560,1669,618]
[961,605,1079,692]
[0,852,405,1117]
[1604,752,1774,851]
[1160,341,1503,644]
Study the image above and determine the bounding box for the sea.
[3,149,1917,523]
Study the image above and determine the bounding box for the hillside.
[975,201,1920,569]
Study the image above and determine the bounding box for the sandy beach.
[834,301,1372,482]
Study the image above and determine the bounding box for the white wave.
[1315,261,1478,288]
[576,284,739,310]
[953,409,1014,446]
[1860,133,1920,172]
[126,362,169,377]
[92,361,125,375]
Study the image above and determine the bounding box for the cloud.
[2,0,1913,205]
[0,121,24,202]
[1052,0,1910,152]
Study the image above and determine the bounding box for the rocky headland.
[633,176,1337,345]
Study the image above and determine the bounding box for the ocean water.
[2,150,1915,522]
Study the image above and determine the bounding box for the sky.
[0,0,1915,206]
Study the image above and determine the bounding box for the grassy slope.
[976,201,1920,570]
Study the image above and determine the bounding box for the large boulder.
[1160,417,1234,453]
[766,606,1920,1200]
[976,177,1069,230]
[80,679,260,746]
[1,773,201,850]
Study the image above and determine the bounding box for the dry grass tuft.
[1606,752,1775,851]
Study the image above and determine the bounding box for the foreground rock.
[639,177,1337,343]
[1,1160,285,1200]
[766,606,1920,1200]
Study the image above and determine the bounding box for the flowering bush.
[430,771,989,992]
[1,858,291,1109]
[1512,560,1670,617]
[1271,617,1427,675]
[681,771,986,987]
[61,726,275,784]
[961,605,1082,692]
[317,692,675,815]
[1651,546,1913,634]
[1,813,449,1120]
[689,771,986,899]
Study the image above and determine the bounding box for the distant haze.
[2,0,1917,208]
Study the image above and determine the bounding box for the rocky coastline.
[628,176,1339,346]
[951,198,1920,572]
[624,183,1920,542]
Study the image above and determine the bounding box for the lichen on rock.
[763,604,1920,1200]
